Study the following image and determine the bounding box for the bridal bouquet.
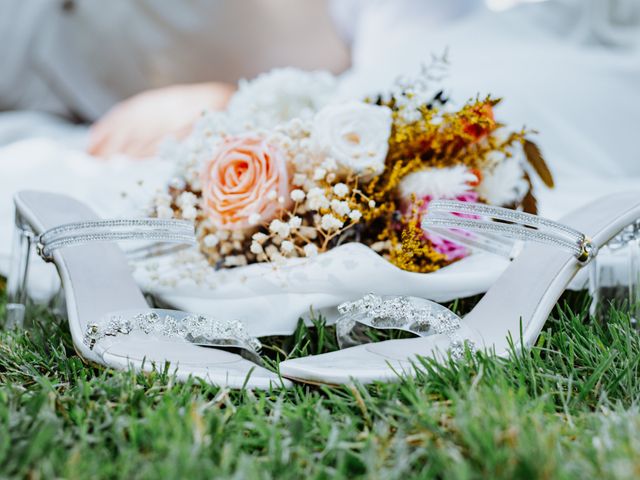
[152,62,552,274]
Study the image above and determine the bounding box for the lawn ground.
[1,285,640,479]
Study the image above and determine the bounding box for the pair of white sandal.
[5,190,640,389]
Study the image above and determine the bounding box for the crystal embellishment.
[36,218,195,261]
[423,199,598,263]
[83,310,262,363]
[336,293,475,358]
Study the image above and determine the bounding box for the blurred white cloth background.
[334,0,640,211]
[0,0,638,333]
[0,0,348,121]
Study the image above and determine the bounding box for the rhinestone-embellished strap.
[336,294,474,359]
[36,218,195,261]
[422,200,596,263]
[84,309,263,364]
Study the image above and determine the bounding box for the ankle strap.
[36,218,195,261]
[422,200,596,263]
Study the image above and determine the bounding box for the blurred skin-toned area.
[87,83,235,158]
[86,0,349,159]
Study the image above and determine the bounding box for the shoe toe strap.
[336,294,474,358]
[84,309,263,365]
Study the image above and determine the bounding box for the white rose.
[311,102,392,176]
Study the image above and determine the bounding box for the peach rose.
[200,136,290,230]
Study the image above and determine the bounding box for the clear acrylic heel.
[5,210,34,329]
[589,221,640,324]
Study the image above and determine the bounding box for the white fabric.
[338,1,640,179]
[1,1,639,336]
[0,130,174,302]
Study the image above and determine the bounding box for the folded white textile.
[0,135,174,302]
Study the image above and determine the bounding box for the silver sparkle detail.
[83,311,262,362]
[36,218,195,261]
[423,199,596,262]
[448,340,467,360]
[336,293,474,358]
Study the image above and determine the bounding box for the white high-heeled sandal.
[279,192,640,385]
[5,191,291,389]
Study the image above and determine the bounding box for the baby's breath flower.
[290,189,306,202]
[224,255,248,267]
[252,232,268,243]
[250,241,264,254]
[271,235,282,246]
[177,191,198,209]
[348,209,362,221]
[168,177,186,190]
[269,219,291,238]
[181,206,197,220]
[330,199,351,216]
[203,234,219,248]
[288,216,302,229]
[333,183,349,198]
[313,168,327,181]
[303,243,318,258]
[299,226,318,239]
[371,240,390,252]
[157,205,174,219]
[322,156,338,171]
[307,187,330,210]
[293,173,307,186]
[280,240,295,254]
[368,200,376,208]
[321,214,343,231]
[265,244,279,259]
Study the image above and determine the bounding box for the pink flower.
[200,136,290,230]
[406,191,479,261]
[426,229,469,261]
[426,191,479,260]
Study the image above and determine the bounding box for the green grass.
[1,287,640,479]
